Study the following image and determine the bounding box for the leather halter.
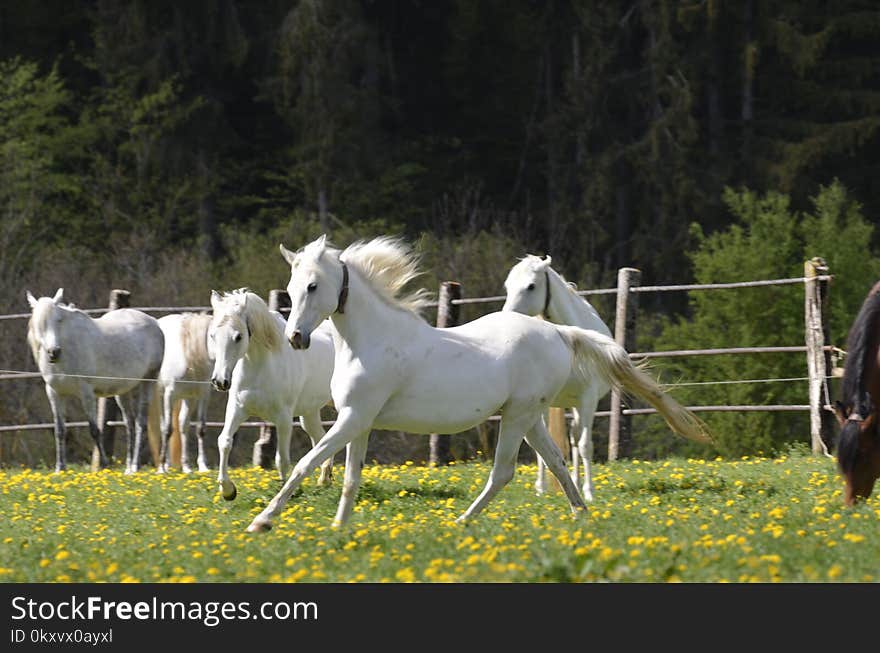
[336,262,350,314]
[542,269,552,317]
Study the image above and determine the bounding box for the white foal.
[208,289,335,500]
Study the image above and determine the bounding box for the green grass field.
[1,447,877,583]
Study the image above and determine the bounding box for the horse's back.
[368,312,573,432]
[94,308,164,374]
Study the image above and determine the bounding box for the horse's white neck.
[329,265,424,350]
[545,269,611,335]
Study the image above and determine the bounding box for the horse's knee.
[491,465,516,486]
[217,434,233,452]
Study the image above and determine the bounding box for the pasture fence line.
[1,262,838,466]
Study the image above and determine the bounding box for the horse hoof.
[182,466,193,474]
[246,520,272,533]
[221,483,237,501]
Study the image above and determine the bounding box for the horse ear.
[279,243,297,266]
[210,290,221,309]
[52,288,63,303]
[543,255,552,266]
[313,234,327,260]
[26,291,37,309]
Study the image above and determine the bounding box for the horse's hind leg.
[178,398,194,473]
[525,418,587,515]
[45,385,68,472]
[114,393,138,473]
[534,411,548,495]
[456,412,530,524]
[157,387,174,473]
[78,385,109,469]
[575,386,601,502]
[301,410,332,485]
[332,432,369,527]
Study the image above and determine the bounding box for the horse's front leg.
[178,398,193,473]
[217,395,248,500]
[301,410,332,485]
[332,432,369,527]
[78,385,109,469]
[247,406,373,533]
[45,385,68,472]
[274,411,294,482]
[195,391,211,472]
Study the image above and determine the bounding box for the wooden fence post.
[252,289,290,468]
[91,289,131,470]
[430,282,461,465]
[607,268,641,461]
[804,258,833,455]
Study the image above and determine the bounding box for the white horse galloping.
[209,289,335,500]
[155,313,214,473]
[245,235,711,533]
[26,289,165,473]
[503,255,612,500]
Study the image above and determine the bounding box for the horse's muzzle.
[47,347,61,363]
[289,331,310,350]
[211,377,230,392]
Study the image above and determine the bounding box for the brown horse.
[834,280,880,505]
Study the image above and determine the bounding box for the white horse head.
[26,288,67,363]
[208,289,281,391]
[280,234,431,349]
[502,255,553,316]
[279,235,342,349]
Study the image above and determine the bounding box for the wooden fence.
[0,258,838,465]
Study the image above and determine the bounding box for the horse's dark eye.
[307,282,317,293]
[527,283,536,291]
[233,333,242,343]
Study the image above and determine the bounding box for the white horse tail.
[556,326,712,444]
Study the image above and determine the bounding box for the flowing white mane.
[340,237,433,315]
[213,289,282,352]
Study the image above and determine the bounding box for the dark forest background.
[3,0,880,467]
